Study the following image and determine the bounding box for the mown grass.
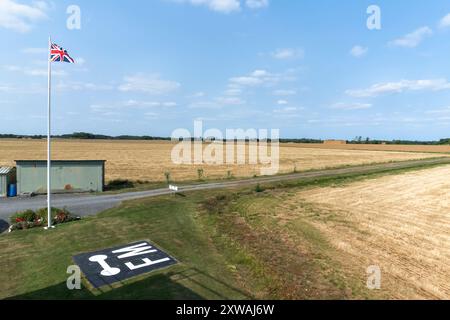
[0,193,251,300]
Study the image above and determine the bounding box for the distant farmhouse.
[324,140,347,145]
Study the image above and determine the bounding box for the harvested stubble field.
[290,143,450,153]
[284,165,450,299]
[0,139,446,182]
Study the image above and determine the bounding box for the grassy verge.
[251,159,450,192]
[98,157,450,195]
[0,193,251,300]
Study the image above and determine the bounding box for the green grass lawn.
[1,161,447,300]
[0,192,254,300]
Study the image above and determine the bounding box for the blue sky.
[2,0,450,140]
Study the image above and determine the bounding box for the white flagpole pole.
[47,36,52,229]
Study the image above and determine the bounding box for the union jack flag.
[50,43,75,63]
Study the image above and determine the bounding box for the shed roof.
[0,167,14,175]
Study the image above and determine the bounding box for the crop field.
[282,165,450,299]
[0,139,446,183]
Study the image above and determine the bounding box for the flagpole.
[46,36,52,229]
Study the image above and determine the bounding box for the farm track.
[1,157,450,221]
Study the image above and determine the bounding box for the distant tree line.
[0,132,171,141]
[1,132,450,145]
[348,136,450,145]
[0,133,321,143]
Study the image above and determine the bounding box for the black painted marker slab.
[73,241,177,288]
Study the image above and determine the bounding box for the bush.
[255,183,265,193]
[197,168,204,181]
[202,194,233,215]
[53,209,76,224]
[36,207,62,224]
[164,172,171,184]
[10,209,36,224]
[105,179,134,191]
[8,207,80,232]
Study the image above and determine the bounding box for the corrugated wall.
[0,175,6,197]
[17,161,104,194]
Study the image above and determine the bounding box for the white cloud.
[124,100,159,107]
[90,100,172,117]
[145,112,159,119]
[90,104,114,113]
[350,45,368,58]
[346,79,450,98]
[272,48,304,60]
[216,96,246,105]
[439,13,450,29]
[0,0,48,33]
[0,84,44,95]
[170,0,268,13]
[224,88,242,96]
[229,70,268,86]
[28,68,66,76]
[56,81,114,91]
[189,91,206,98]
[273,89,297,96]
[245,0,268,9]
[121,100,177,108]
[229,69,292,88]
[171,0,241,13]
[75,57,86,66]
[274,106,300,113]
[251,69,269,77]
[163,101,177,107]
[273,106,302,118]
[425,106,450,115]
[22,47,47,54]
[3,65,21,72]
[389,26,433,48]
[0,83,44,94]
[0,84,13,92]
[188,95,245,109]
[118,73,180,95]
[277,99,288,105]
[230,77,261,86]
[3,65,67,77]
[331,102,372,110]
[188,101,222,109]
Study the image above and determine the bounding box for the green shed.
[15,160,106,195]
[0,167,16,197]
